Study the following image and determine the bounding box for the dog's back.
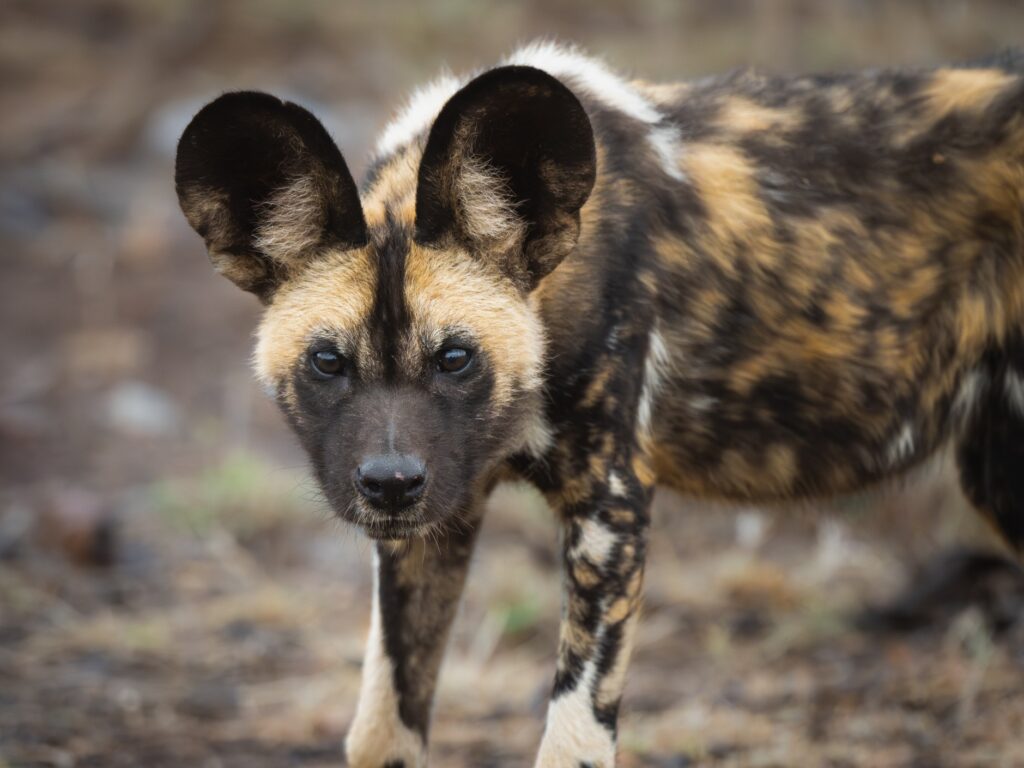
[497,45,1024,549]
[661,64,1024,491]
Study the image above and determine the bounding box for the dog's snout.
[354,454,427,511]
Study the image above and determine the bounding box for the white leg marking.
[346,552,426,768]
[572,518,618,567]
[534,659,616,768]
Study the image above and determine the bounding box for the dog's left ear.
[175,91,366,302]
[414,66,596,290]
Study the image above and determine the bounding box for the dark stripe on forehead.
[369,208,412,380]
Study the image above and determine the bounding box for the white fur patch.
[345,552,426,768]
[375,71,463,158]
[517,407,555,458]
[608,471,627,498]
[688,394,717,413]
[534,659,616,767]
[885,423,916,468]
[637,326,672,437]
[647,124,686,181]
[1004,368,1024,416]
[952,368,990,426]
[573,518,618,567]
[505,40,663,125]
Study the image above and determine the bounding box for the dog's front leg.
[535,454,655,768]
[345,518,480,768]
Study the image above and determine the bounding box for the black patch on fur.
[552,649,587,699]
[957,335,1024,551]
[369,214,412,381]
[376,545,426,736]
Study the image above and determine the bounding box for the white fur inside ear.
[254,174,326,265]
[457,155,526,249]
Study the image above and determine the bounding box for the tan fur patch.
[252,248,376,388]
[362,148,421,228]
[404,243,546,410]
[594,610,639,709]
[715,96,802,134]
[634,79,692,105]
[630,454,656,489]
[681,143,778,274]
[572,561,601,589]
[924,68,1015,119]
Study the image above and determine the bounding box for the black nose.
[354,454,427,511]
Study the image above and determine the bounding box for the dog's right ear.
[414,66,596,291]
[175,92,366,302]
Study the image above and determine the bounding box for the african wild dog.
[175,42,1024,767]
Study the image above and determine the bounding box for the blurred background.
[3,1,1024,765]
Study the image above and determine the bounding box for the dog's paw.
[344,727,426,768]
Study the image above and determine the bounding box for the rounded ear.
[175,91,366,301]
[414,66,596,290]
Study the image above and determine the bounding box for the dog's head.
[175,67,595,539]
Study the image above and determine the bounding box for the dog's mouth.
[359,517,430,541]
[337,488,462,542]
[331,492,432,540]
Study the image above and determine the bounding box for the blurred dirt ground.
[2,1,1024,766]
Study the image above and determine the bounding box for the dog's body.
[176,43,1024,767]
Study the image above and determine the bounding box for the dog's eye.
[436,347,472,374]
[309,349,346,379]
